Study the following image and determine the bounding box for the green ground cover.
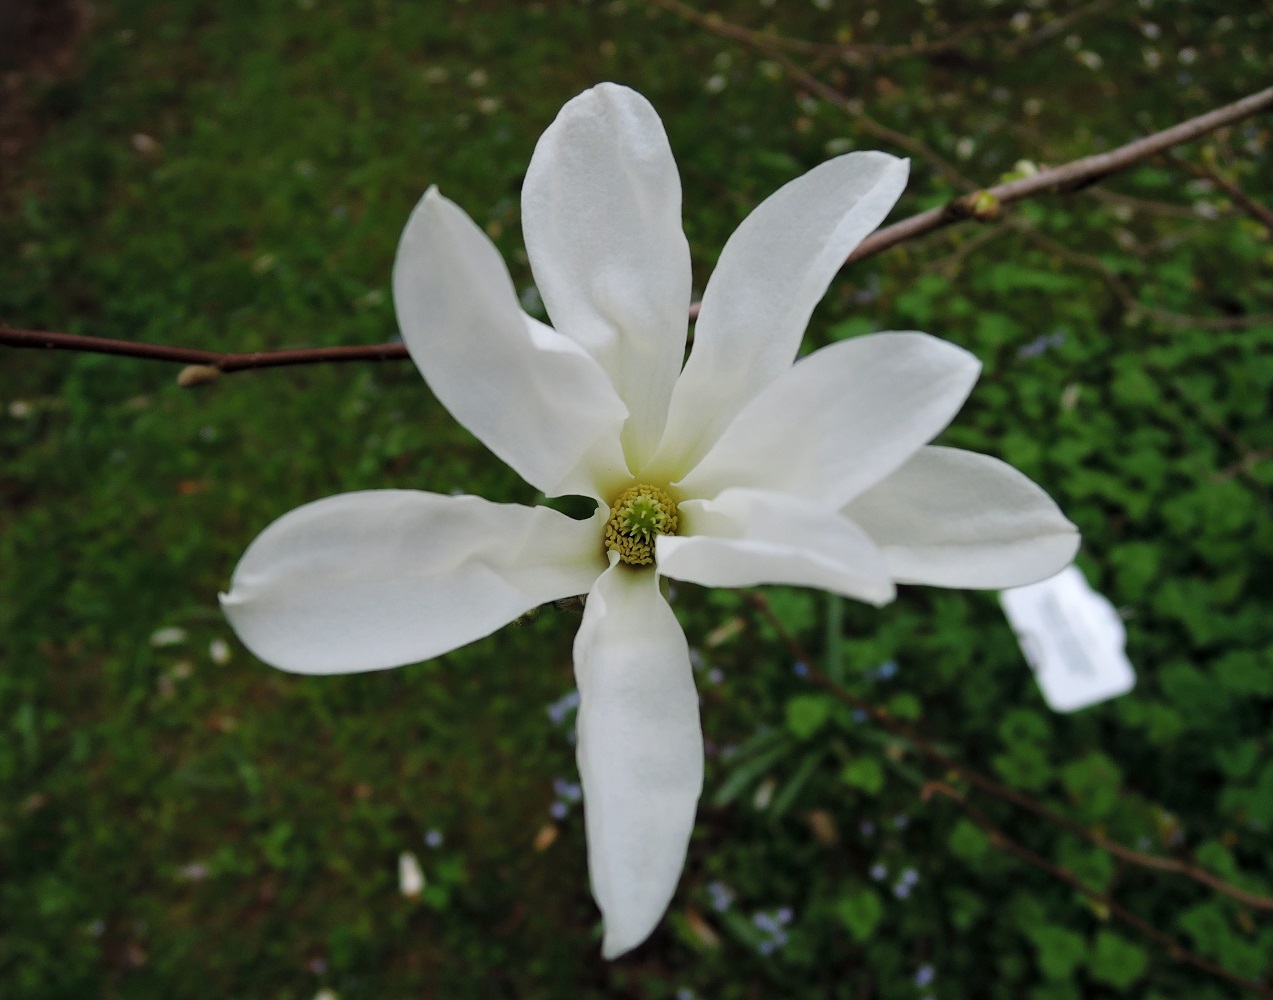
[1,1,1271,997]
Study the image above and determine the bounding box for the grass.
[2,1,1272,997]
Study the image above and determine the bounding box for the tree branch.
[848,84,1273,265]
[648,0,984,63]
[1173,155,1273,230]
[0,325,410,377]
[1009,220,1273,331]
[2,86,1270,376]
[743,591,1273,914]
[924,782,1273,998]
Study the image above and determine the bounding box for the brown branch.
[743,591,1273,914]
[767,49,977,192]
[3,87,1272,375]
[0,325,410,376]
[1011,222,1273,331]
[920,221,1011,279]
[650,0,984,63]
[848,84,1273,264]
[1000,1,1106,58]
[1088,187,1204,221]
[1174,156,1273,231]
[924,782,1273,998]
[653,0,978,190]
[1016,223,1273,330]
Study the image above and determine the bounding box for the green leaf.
[886,692,921,721]
[1057,839,1115,893]
[834,887,883,942]
[839,756,884,794]
[1028,924,1087,982]
[786,694,835,739]
[827,316,877,341]
[1060,751,1122,820]
[769,750,822,819]
[712,740,792,807]
[948,818,990,862]
[1213,650,1273,695]
[1088,930,1148,990]
[998,709,1051,745]
[1111,367,1161,407]
[993,743,1052,790]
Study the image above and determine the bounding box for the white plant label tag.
[999,565,1136,713]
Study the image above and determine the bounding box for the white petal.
[522,83,692,472]
[221,491,606,674]
[676,332,981,508]
[393,187,629,499]
[573,561,703,958]
[651,152,909,477]
[843,446,1081,588]
[657,488,895,606]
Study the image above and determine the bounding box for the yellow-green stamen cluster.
[604,484,680,566]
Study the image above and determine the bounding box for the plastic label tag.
[999,565,1136,713]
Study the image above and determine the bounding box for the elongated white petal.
[221,491,606,674]
[393,188,629,499]
[843,446,1080,588]
[658,488,895,606]
[651,152,909,477]
[573,561,703,958]
[677,332,981,508]
[522,83,692,472]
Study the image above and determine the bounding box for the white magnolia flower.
[221,84,1079,958]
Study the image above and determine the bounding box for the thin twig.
[766,49,976,192]
[649,0,983,64]
[1013,221,1273,331]
[1088,187,1204,221]
[1000,1,1106,58]
[653,0,977,190]
[924,782,1273,998]
[743,591,1273,913]
[1174,156,1273,230]
[920,221,1011,279]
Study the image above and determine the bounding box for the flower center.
[604,484,680,566]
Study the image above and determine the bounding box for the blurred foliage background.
[1,0,1271,997]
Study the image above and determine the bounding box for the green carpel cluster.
[604,484,680,566]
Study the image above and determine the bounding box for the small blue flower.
[424,828,444,848]
[752,911,778,933]
[553,777,582,803]
[870,863,888,881]
[550,800,569,820]
[545,689,580,725]
[915,964,935,987]
[859,820,876,837]
[707,880,735,913]
[792,661,809,677]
